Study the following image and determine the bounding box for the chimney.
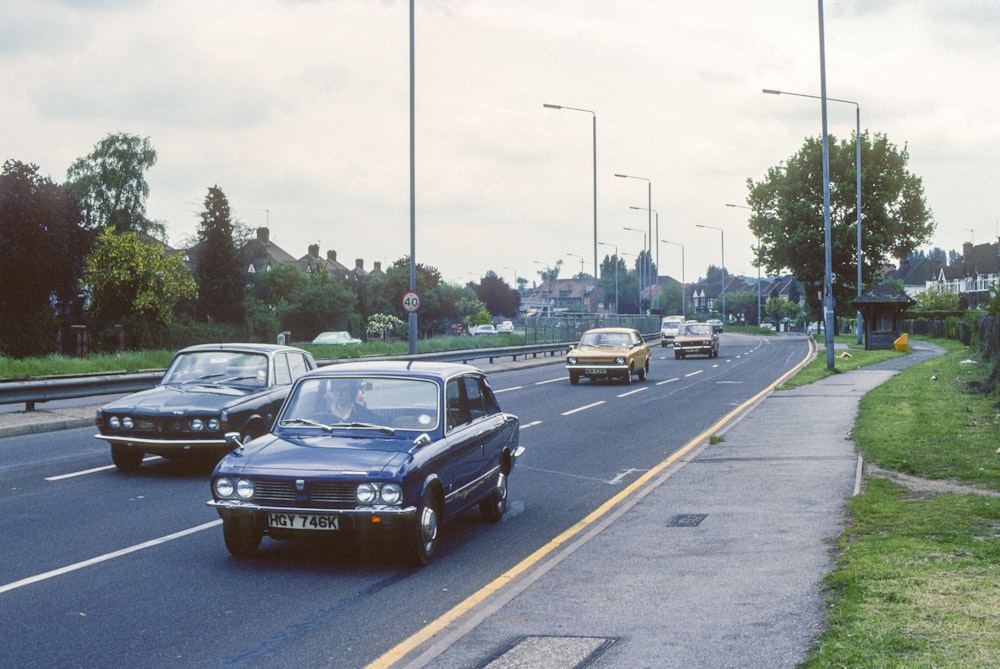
[308,243,319,258]
[373,261,381,272]
[256,227,269,243]
[327,250,337,262]
[963,242,974,259]
[355,259,365,270]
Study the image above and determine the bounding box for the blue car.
[207,361,524,565]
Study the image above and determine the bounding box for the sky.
[3,0,999,292]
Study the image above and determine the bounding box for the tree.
[65,133,163,239]
[536,260,562,283]
[600,254,628,312]
[0,160,95,356]
[725,290,759,325]
[278,273,357,339]
[745,131,934,326]
[83,228,197,345]
[192,186,245,324]
[471,271,520,318]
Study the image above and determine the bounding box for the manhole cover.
[478,635,617,669]
[668,513,708,527]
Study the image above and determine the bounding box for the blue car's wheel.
[479,470,508,523]
[222,514,262,557]
[408,489,440,566]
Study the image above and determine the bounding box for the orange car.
[673,322,720,359]
[565,327,651,385]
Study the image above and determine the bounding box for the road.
[0,333,809,668]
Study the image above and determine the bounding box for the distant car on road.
[471,324,499,336]
[660,315,685,348]
[207,361,524,565]
[707,319,724,333]
[311,331,362,345]
[673,322,720,359]
[95,343,317,471]
[565,327,651,385]
[496,320,515,333]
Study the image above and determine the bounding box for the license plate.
[585,368,607,374]
[268,513,339,531]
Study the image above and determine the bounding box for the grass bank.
[801,339,1000,667]
[0,335,527,379]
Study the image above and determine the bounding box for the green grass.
[800,341,1000,668]
[0,335,528,379]
[780,334,907,389]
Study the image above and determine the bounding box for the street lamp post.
[623,226,647,307]
[662,240,685,317]
[725,203,761,326]
[616,174,652,311]
[545,103,599,308]
[631,206,659,311]
[502,265,518,294]
[598,241,618,314]
[566,252,586,310]
[763,87,862,346]
[696,224,725,324]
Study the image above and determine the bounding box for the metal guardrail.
[0,343,575,411]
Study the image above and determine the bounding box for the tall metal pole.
[696,224,725,323]
[598,241,619,314]
[663,240,685,317]
[818,0,835,369]
[762,89,862,345]
[544,104,598,311]
[408,0,417,355]
[616,174,652,312]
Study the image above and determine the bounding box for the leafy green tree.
[536,260,562,283]
[471,271,520,318]
[256,262,306,307]
[83,228,197,346]
[600,254,628,312]
[65,133,163,239]
[745,131,934,327]
[913,284,960,312]
[0,160,95,357]
[192,186,244,324]
[725,290,760,325]
[278,272,357,339]
[653,281,684,317]
[764,296,803,325]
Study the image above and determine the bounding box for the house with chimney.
[932,240,1000,308]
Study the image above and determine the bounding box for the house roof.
[852,281,916,306]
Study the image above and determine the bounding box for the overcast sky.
[3,1,998,291]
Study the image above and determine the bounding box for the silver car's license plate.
[268,513,339,530]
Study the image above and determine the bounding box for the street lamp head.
[762,88,782,95]
[542,103,562,109]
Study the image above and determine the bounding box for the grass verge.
[800,340,1000,668]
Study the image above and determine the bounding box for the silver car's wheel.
[111,445,144,472]
[222,515,262,557]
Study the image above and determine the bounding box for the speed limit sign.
[402,290,421,313]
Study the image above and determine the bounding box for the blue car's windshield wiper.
[328,421,396,435]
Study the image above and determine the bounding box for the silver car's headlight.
[109,416,121,429]
[236,479,255,500]
[122,416,134,429]
[190,418,205,431]
[214,478,235,498]
[379,483,403,505]
[207,417,222,431]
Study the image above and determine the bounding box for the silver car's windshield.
[163,351,268,386]
[279,376,440,431]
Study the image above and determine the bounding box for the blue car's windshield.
[279,376,440,432]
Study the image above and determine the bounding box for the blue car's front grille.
[251,479,356,506]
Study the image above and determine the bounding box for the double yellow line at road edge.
[367,338,816,669]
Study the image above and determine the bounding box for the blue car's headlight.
[214,478,235,498]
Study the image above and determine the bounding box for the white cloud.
[2,0,998,291]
